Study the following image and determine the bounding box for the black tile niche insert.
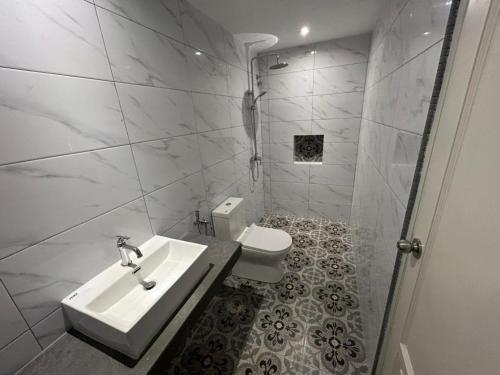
[294,134,324,162]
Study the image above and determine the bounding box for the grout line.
[361,117,424,137]
[369,0,413,55]
[307,47,316,214]
[0,143,129,168]
[92,2,246,71]
[95,4,155,234]
[0,279,43,351]
[267,90,365,102]
[0,64,246,101]
[0,123,250,168]
[349,50,371,224]
[268,116,361,124]
[266,60,369,78]
[0,329,35,353]
[366,38,445,90]
[358,143,407,209]
[0,195,146,262]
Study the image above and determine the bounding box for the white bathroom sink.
[62,235,209,359]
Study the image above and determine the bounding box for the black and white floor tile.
[166,214,368,374]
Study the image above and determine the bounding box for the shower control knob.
[397,238,422,259]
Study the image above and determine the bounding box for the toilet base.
[231,249,287,283]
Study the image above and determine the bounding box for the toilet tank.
[212,197,246,241]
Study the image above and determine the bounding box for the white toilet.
[212,197,292,283]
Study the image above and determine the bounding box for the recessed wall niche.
[294,135,324,163]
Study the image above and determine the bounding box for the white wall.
[350,0,451,366]
[0,0,264,372]
[259,35,371,220]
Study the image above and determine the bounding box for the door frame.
[373,0,497,373]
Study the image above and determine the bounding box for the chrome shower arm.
[249,53,279,94]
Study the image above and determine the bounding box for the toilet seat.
[237,224,292,255]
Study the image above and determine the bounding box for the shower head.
[269,56,288,70]
[253,90,267,104]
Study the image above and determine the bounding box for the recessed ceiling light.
[300,26,310,37]
[423,31,431,35]
[195,51,202,55]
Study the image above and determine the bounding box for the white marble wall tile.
[308,203,351,221]
[364,45,382,88]
[0,198,152,325]
[323,143,358,165]
[399,0,450,64]
[350,0,449,364]
[387,131,421,205]
[0,68,128,165]
[271,182,308,203]
[261,35,369,219]
[116,83,196,143]
[95,0,183,41]
[198,129,234,168]
[371,0,410,52]
[393,41,442,134]
[0,282,27,349]
[98,9,191,89]
[0,0,111,79]
[378,17,405,79]
[179,0,225,60]
[145,173,205,235]
[189,51,229,95]
[31,308,69,349]
[0,0,268,362]
[313,63,368,95]
[269,121,311,143]
[227,65,248,98]
[267,70,313,99]
[360,120,394,176]
[270,162,309,183]
[308,184,353,206]
[264,46,314,75]
[268,97,313,122]
[202,159,236,203]
[132,135,202,193]
[261,142,271,161]
[0,331,41,375]
[232,126,252,154]
[311,118,361,143]
[0,146,141,259]
[192,93,231,132]
[228,97,245,127]
[259,99,270,124]
[314,34,371,69]
[268,143,294,164]
[261,122,271,147]
[373,70,401,126]
[313,92,364,119]
[310,164,355,186]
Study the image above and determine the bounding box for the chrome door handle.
[397,238,422,259]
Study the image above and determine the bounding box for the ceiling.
[188,0,387,50]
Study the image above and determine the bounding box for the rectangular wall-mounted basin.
[62,235,208,359]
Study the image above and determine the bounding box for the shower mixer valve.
[194,210,211,235]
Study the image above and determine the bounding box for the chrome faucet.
[116,235,143,266]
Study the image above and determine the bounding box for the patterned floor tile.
[165,214,367,375]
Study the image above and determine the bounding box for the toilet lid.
[239,224,292,253]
